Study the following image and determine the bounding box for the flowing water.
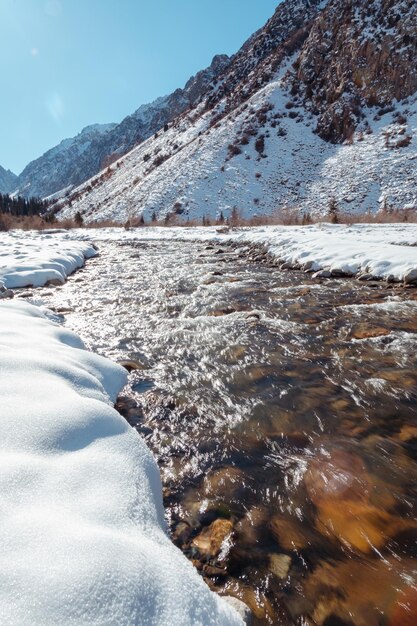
[27,238,417,626]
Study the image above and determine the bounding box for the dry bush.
[0,214,50,231]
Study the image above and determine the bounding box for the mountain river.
[25,237,417,626]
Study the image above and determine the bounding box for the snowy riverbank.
[0,229,97,290]
[0,233,244,625]
[88,223,417,284]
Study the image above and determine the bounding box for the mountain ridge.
[0,166,18,195]
[5,54,230,199]
[54,0,417,223]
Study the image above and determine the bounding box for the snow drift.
[0,230,97,290]
[0,300,243,626]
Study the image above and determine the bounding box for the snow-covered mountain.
[0,166,17,195]
[12,55,230,200]
[14,124,117,199]
[52,0,416,222]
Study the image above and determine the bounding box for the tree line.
[0,193,48,217]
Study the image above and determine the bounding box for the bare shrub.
[255,135,265,155]
[227,144,242,158]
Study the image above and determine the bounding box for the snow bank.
[0,230,97,290]
[88,223,417,283]
[0,300,243,626]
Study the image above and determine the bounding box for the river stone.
[269,515,310,551]
[304,449,413,553]
[118,359,147,371]
[313,269,331,279]
[269,554,291,579]
[330,268,351,278]
[235,506,268,544]
[208,306,237,316]
[404,269,417,284]
[358,273,377,281]
[388,586,417,626]
[202,467,246,500]
[0,288,14,299]
[192,518,233,558]
[222,597,253,625]
[46,277,65,286]
[398,425,417,443]
[351,325,390,339]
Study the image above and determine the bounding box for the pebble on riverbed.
[268,554,292,579]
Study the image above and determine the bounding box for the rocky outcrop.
[205,0,325,112]
[38,0,417,221]
[292,0,417,141]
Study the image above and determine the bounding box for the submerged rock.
[269,515,312,552]
[269,553,292,579]
[304,448,413,553]
[192,518,234,558]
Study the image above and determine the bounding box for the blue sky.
[0,0,279,174]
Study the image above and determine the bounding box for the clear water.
[29,239,417,626]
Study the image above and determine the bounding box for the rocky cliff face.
[292,0,417,141]
[13,55,230,199]
[205,0,326,113]
[0,166,17,195]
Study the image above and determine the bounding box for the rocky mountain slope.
[12,55,230,200]
[0,166,17,195]
[54,0,417,222]
[14,124,117,199]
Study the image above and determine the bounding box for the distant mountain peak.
[0,165,18,195]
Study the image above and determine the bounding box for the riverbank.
[0,234,244,626]
[76,223,417,284]
[1,224,417,624]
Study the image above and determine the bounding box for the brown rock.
[192,518,234,558]
[269,515,311,551]
[351,325,390,340]
[202,467,246,500]
[305,448,414,553]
